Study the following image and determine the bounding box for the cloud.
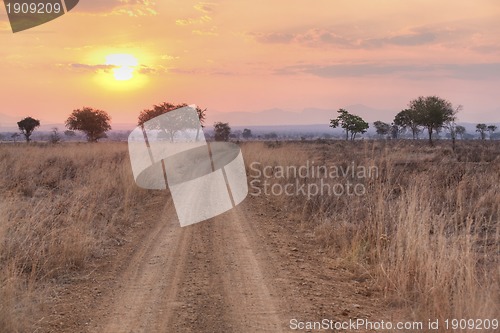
[364,31,437,48]
[137,65,158,74]
[276,62,500,80]
[251,26,464,49]
[176,15,212,26]
[76,0,157,16]
[443,63,500,80]
[67,63,115,72]
[176,2,217,28]
[250,28,363,48]
[387,31,436,46]
[192,26,218,36]
[194,2,216,14]
[252,32,295,44]
[160,54,180,61]
[65,62,169,75]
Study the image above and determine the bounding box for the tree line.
[5,96,498,144]
[330,95,498,145]
[7,103,235,143]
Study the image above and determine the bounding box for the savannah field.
[0,140,498,332]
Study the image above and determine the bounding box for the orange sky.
[1,0,499,126]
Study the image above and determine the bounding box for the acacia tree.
[487,125,498,140]
[330,109,369,141]
[138,103,206,141]
[214,122,231,141]
[476,123,487,140]
[242,128,253,139]
[17,116,40,142]
[373,121,391,138]
[409,96,456,145]
[66,107,111,142]
[455,125,466,140]
[394,108,421,139]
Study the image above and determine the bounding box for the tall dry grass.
[0,140,498,332]
[0,143,154,332]
[243,140,499,328]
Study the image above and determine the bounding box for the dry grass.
[243,140,499,327]
[0,143,153,332]
[0,140,498,332]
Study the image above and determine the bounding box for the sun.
[92,51,149,91]
[105,54,139,81]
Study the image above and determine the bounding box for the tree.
[242,128,253,139]
[390,123,400,139]
[49,127,61,144]
[330,109,369,141]
[264,132,278,140]
[443,105,462,151]
[138,102,206,142]
[66,107,111,142]
[214,122,231,141]
[17,116,40,142]
[409,96,456,145]
[476,123,487,140]
[487,125,498,140]
[64,130,76,138]
[394,109,421,139]
[230,130,242,140]
[455,125,466,140]
[373,121,391,137]
[11,133,20,143]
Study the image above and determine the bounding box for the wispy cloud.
[176,15,212,26]
[194,2,217,14]
[76,0,157,16]
[250,25,482,50]
[192,26,218,36]
[66,63,115,72]
[63,62,169,75]
[176,1,219,37]
[276,62,500,80]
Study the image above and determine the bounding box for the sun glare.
[105,54,138,81]
[92,51,149,91]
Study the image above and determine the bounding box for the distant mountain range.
[205,104,395,127]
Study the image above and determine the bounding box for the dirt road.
[90,201,283,333]
[49,195,389,333]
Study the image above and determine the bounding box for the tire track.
[90,202,285,332]
[94,203,190,333]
